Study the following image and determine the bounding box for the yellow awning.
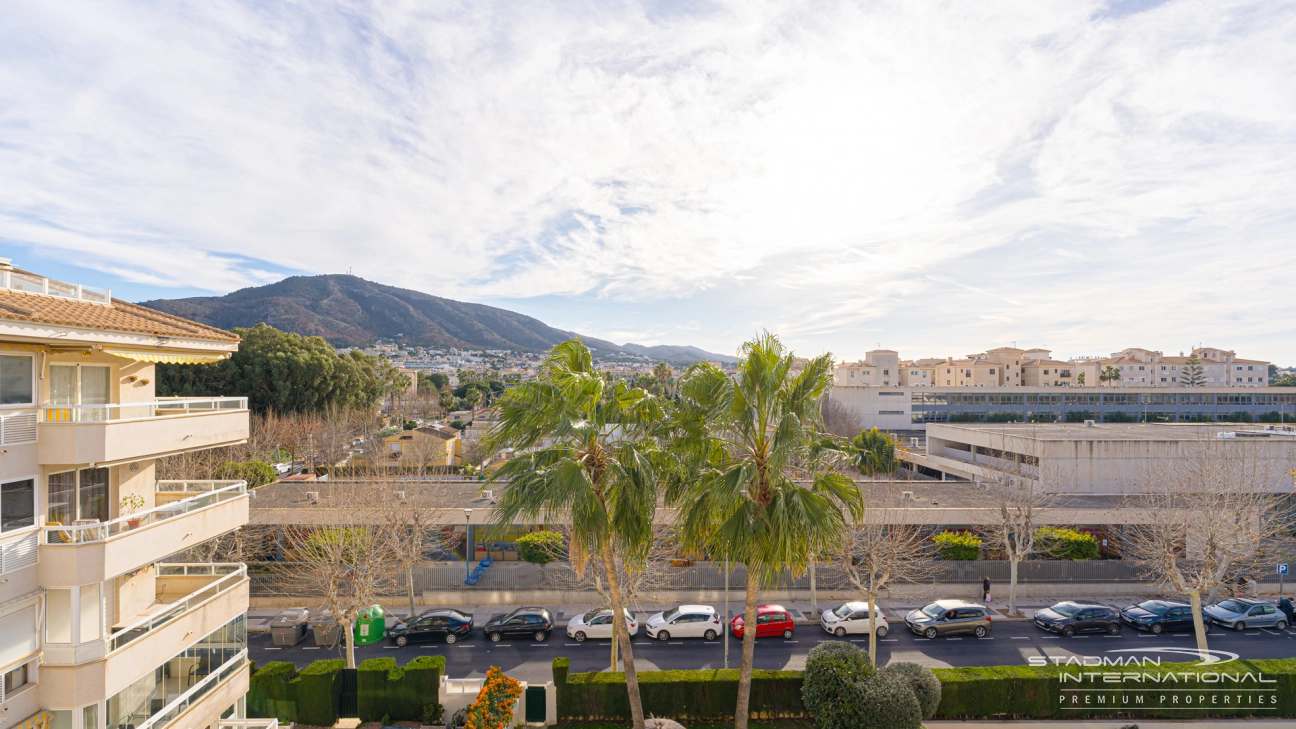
[14,711,50,729]
[0,342,47,352]
[101,346,229,364]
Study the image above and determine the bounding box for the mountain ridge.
[138,274,735,364]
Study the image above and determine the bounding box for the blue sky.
[2,0,1295,363]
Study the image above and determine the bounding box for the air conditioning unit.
[395,491,406,501]
[483,490,493,499]
[306,491,319,503]
[901,491,914,501]
[1217,432,1237,439]
[1084,420,1096,427]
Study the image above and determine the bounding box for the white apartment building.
[0,261,257,729]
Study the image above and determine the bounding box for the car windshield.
[662,607,681,621]
[834,605,854,618]
[1136,601,1168,615]
[1216,600,1243,613]
[1051,603,1079,617]
[921,604,945,618]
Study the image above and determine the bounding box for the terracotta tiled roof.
[0,287,238,343]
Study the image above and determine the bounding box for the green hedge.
[358,658,399,722]
[933,660,1296,718]
[555,657,1296,721]
[247,662,298,723]
[1035,526,1099,561]
[933,531,982,561]
[298,659,345,726]
[553,658,804,720]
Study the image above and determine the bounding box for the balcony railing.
[42,482,247,545]
[108,564,247,653]
[40,397,247,424]
[134,650,248,729]
[1,270,111,304]
[156,480,246,495]
[218,722,279,729]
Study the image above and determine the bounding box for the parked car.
[730,604,795,639]
[273,462,291,476]
[482,607,554,642]
[1205,599,1289,632]
[566,608,638,642]
[821,602,888,637]
[645,605,722,641]
[389,608,473,646]
[1032,601,1120,636]
[904,600,992,639]
[1119,599,1209,635]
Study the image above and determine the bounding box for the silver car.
[1205,599,1288,631]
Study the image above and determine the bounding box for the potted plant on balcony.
[121,493,146,529]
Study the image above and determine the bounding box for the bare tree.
[268,482,397,667]
[820,396,863,439]
[1124,438,1295,655]
[974,429,1055,616]
[839,479,940,664]
[382,486,451,618]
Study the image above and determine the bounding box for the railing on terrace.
[108,564,246,653]
[157,480,247,496]
[134,650,248,729]
[0,270,110,304]
[218,721,279,729]
[42,482,247,545]
[40,397,247,423]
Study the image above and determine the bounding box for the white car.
[644,605,722,641]
[821,602,889,637]
[566,608,638,642]
[273,463,291,476]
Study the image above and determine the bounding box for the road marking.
[383,646,400,649]
[946,638,962,641]
[670,642,683,645]
[303,647,320,650]
[1247,633,1262,636]
[1072,635,1090,639]
[531,644,547,646]
[912,638,930,641]
[784,640,799,643]
[458,646,474,649]
[881,639,898,642]
[704,641,721,644]
[1010,637,1029,640]
[264,648,281,651]
[564,643,580,646]
[1042,637,1059,640]
[1103,635,1121,638]
[977,637,993,640]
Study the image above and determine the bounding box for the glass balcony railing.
[132,650,249,729]
[0,270,111,304]
[108,564,247,653]
[40,397,247,423]
[218,722,278,729]
[42,482,247,545]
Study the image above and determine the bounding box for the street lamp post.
[464,508,473,580]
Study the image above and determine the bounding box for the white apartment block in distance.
[0,260,257,729]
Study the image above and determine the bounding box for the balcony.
[131,652,250,729]
[38,397,249,466]
[41,565,249,698]
[40,483,248,585]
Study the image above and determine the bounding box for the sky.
[2,0,1295,364]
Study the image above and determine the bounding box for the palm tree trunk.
[734,569,761,729]
[599,545,645,729]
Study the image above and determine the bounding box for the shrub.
[855,671,922,729]
[949,412,984,423]
[358,657,400,721]
[879,662,941,719]
[216,459,278,487]
[802,642,876,729]
[1104,411,1137,423]
[402,655,446,722]
[933,530,982,561]
[1226,410,1253,423]
[1064,410,1095,423]
[296,658,344,727]
[247,662,298,722]
[1035,526,1099,561]
[986,412,1020,423]
[516,531,565,565]
[464,666,523,729]
[1259,411,1288,423]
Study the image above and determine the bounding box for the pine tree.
[1181,353,1205,387]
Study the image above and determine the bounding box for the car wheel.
[1061,625,1075,637]
[395,635,408,647]
[835,627,847,637]
[574,631,586,642]
[1107,623,1120,635]
[1277,620,1289,632]
[1202,621,1211,634]
[876,625,888,638]
[534,631,548,642]
[924,627,938,639]
[1149,623,1163,634]
[489,632,501,643]
[1235,622,1246,632]
[445,633,457,644]
[657,630,670,641]
[974,625,988,638]
[782,629,794,639]
[704,629,718,641]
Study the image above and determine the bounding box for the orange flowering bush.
[465,666,522,729]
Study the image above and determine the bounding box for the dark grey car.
[905,600,993,639]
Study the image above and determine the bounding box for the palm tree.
[671,333,862,729]
[438,391,455,418]
[484,340,663,729]
[850,427,899,476]
[1099,365,1121,387]
[466,387,483,416]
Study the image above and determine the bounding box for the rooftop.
[933,422,1296,442]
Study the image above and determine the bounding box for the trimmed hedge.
[933,530,982,561]
[933,659,1296,719]
[298,659,345,726]
[252,656,444,723]
[247,662,298,723]
[553,658,805,720]
[1035,526,1099,561]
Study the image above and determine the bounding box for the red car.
[730,604,795,639]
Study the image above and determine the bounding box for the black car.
[389,608,474,646]
[482,607,554,643]
[1120,599,1210,635]
[1033,601,1120,636]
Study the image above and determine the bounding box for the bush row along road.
[251,618,1296,685]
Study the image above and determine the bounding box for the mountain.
[139,275,735,364]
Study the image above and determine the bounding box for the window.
[47,469,108,526]
[989,368,996,374]
[4,660,30,696]
[0,606,38,667]
[0,355,34,406]
[882,369,889,375]
[1,478,34,533]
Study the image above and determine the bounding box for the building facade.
[0,261,252,729]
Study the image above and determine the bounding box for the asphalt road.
[251,618,1296,684]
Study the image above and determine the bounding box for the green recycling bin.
[354,604,386,646]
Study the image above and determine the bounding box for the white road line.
[784,640,799,643]
[1137,634,1155,637]
[947,638,963,641]
[1042,637,1059,640]
[881,639,898,642]
[1103,635,1121,638]
[458,646,474,649]
[264,648,281,651]
[977,637,993,640]
[383,647,400,650]
[670,642,684,645]
[303,647,320,650]
[1072,636,1090,639]
[1010,637,1029,640]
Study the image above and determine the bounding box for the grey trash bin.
[311,614,342,647]
[270,608,311,646]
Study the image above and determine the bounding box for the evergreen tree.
[1181,354,1206,387]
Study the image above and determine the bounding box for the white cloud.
[1,0,1294,361]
